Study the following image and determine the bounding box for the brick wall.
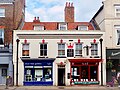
[0,0,25,44]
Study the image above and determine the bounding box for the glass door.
[81,66,89,81]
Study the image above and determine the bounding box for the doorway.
[58,68,65,86]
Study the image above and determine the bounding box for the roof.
[92,5,104,19]
[0,0,13,4]
[22,22,94,30]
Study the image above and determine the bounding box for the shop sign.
[24,62,52,66]
[106,49,120,59]
[74,81,99,85]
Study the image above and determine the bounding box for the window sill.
[56,56,66,58]
[90,56,100,58]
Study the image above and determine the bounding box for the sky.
[25,0,103,22]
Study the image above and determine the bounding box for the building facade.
[13,2,106,86]
[0,0,25,85]
[91,0,120,82]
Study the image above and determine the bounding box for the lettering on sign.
[111,52,120,56]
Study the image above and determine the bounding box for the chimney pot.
[71,3,73,7]
[68,2,70,7]
[37,17,39,20]
[34,17,36,20]
[66,2,68,7]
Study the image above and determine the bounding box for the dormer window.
[34,25,44,30]
[78,25,88,30]
[59,23,67,30]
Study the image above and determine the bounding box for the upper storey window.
[0,8,5,17]
[34,25,44,30]
[115,5,120,17]
[0,29,4,45]
[59,23,67,30]
[78,25,88,30]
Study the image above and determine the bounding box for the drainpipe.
[99,38,103,86]
[16,39,20,86]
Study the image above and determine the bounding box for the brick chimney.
[33,17,40,22]
[65,2,74,22]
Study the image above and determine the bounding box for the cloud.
[25,0,103,22]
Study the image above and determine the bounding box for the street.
[0,86,120,90]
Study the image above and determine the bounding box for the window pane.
[40,44,43,49]
[44,44,47,49]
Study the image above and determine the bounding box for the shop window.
[91,43,98,56]
[67,49,74,57]
[59,23,67,30]
[40,43,47,56]
[71,67,80,82]
[1,68,7,76]
[0,8,5,17]
[115,5,120,17]
[34,25,44,30]
[58,43,65,56]
[43,66,52,81]
[90,66,98,81]
[0,29,4,45]
[22,44,29,56]
[24,66,52,82]
[75,43,82,56]
[78,26,88,30]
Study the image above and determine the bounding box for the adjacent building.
[91,0,120,82]
[13,2,106,86]
[0,0,25,85]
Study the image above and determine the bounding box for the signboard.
[74,81,99,85]
[106,49,120,59]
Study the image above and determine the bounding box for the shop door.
[58,68,65,86]
[81,66,89,81]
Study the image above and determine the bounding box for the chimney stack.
[33,17,40,22]
[64,2,74,22]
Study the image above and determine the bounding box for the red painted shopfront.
[69,59,102,85]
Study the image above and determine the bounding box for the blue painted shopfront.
[22,58,54,86]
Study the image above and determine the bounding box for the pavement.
[0,85,120,90]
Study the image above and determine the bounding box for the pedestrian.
[118,74,120,87]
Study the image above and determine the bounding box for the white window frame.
[0,8,5,17]
[59,23,67,30]
[58,43,65,57]
[75,43,83,56]
[91,43,98,56]
[40,43,47,56]
[34,25,44,30]
[78,25,88,30]
[22,43,29,56]
[115,5,120,17]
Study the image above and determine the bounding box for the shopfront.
[21,58,55,86]
[69,59,102,85]
[106,49,120,82]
